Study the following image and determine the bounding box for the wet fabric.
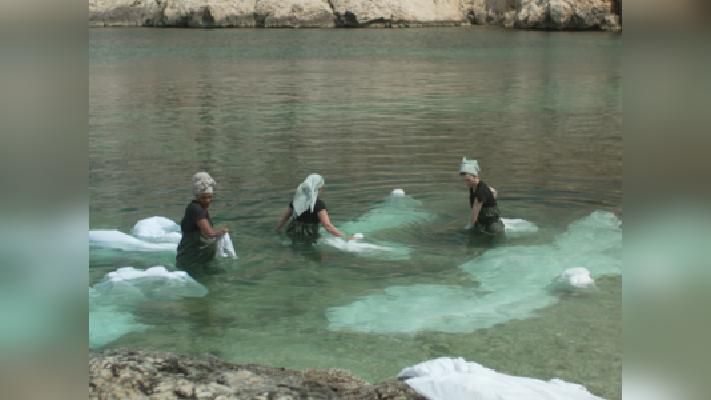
[289,199,326,224]
[176,201,216,270]
[180,201,213,233]
[469,181,503,234]
[286,220,321,244]
[469,181,497,209]
[176,232,217,270]
[217,233,237,259]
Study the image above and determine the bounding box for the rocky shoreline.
[89,0,621,31]
[90,348,426,399]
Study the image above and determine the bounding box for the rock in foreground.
[89,348,426,399]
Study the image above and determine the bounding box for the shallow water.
[90,27,621,399]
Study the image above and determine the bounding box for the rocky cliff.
[90,349,425,399]
[89,0,621,30]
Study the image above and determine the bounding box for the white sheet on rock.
[398,357,605,400]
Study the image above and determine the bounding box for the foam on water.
[398,357,605,400]
[89,216,181,252]
[89,266,208,348]
[326,211,621,333]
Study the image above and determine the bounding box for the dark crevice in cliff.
[327,0,358,28]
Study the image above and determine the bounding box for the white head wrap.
[192,172,216,196]
[459,157,480,176]
[292,174,324,218]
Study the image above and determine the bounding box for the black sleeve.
[313,199,327,214]
[472,185,488,204]
[288,201,293,210]
[187,203,208,222]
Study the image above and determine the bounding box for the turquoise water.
[90,27,621,399]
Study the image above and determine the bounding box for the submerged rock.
[89,0,622,31]
[89,348,425,399]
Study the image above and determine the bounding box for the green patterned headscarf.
[292,174,325,218]
[459,157,480,176]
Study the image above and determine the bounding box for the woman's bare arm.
[318,210,353,239]
[197,218,228,238]
[470,199,483,225]
[276,207,292,231]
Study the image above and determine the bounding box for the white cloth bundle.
[217,233,237,259]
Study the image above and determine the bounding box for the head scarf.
[192,172,216,196]
[459,157,480,176]
[292,174,324,218]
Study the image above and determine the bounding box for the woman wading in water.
[276,174,354,244]
[176,172,230,271]
[459,157,505,236]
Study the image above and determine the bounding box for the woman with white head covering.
[459,157,504,236]
[176,172,230,270]
[276,173,353,242]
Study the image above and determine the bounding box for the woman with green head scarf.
[459,157,504,236]
[276,174,354,243]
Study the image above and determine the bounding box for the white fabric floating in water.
[105,266,191,282]
[327,211,621,333]
[339,192,433,235]
[89,230,178,252]
[89,266,208,348]
[322,236,394,253]
[557,267,595,289]
[501,218,539,234]
[391,188,406,196]
[130,216,181,243]
[398,357,605,400]
[90,216,182,252]
[89,302,148,349]
[217,233,238,259]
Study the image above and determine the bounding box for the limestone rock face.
[89,0,621,30]
[161,0,257,27]
[460,0,516,27]
[255,0,335,28]
[515,0,620,30]
[330,0,464,26]
[89,0,163,27]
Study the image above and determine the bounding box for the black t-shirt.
[289,199,327,224]
[469,181,497,209]
[180,201,213,233]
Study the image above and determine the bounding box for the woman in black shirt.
[459,157,504,236]
[276,174,353,242]
[176,172,229,270]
